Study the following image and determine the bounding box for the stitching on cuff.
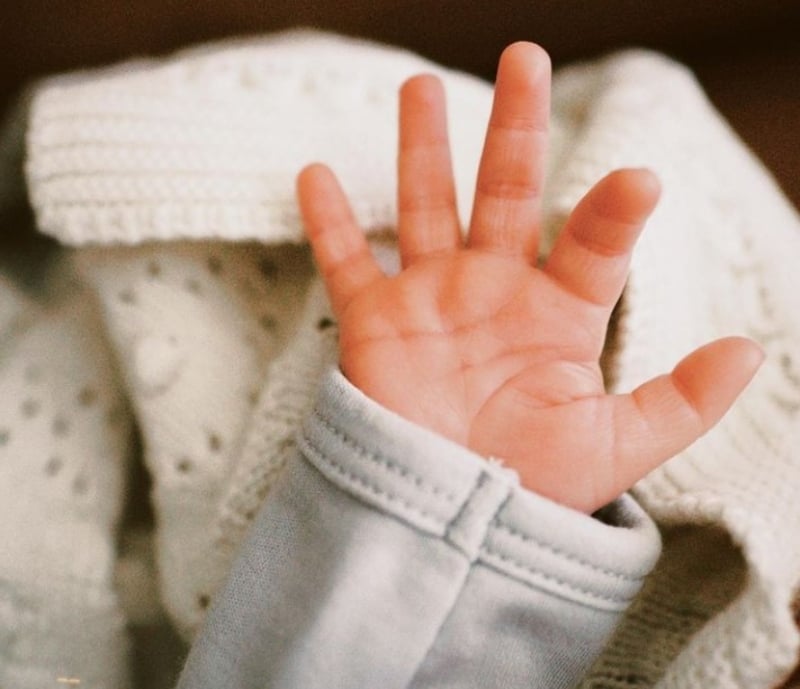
[299,429,447,528]
[480,544,634,606]
[311,408,458,502]
[492,520,642,583]
[446,471,512,563]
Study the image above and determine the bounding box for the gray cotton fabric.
[177,368,661,689]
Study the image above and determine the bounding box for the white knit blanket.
[4,29,800,689]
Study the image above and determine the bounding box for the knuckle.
[476,178,541,201]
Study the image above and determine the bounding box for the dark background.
[1,4,798,685]
[1,1,798,206]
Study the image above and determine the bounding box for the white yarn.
[25,29,491,246]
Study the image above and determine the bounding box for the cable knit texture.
[0,28,798,688]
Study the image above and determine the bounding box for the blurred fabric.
[1,0,798,208]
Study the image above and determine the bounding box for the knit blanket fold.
[3,29,800,689]
[22,29,490,246]
[547,51,800,689]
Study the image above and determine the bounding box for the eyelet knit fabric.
[0,271,132,687]
[0,28,798,689]
[71,239,316,638]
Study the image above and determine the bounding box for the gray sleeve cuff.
[178,367,661,689]
[303,367,661,610]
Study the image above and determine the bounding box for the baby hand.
[297,42,763,513]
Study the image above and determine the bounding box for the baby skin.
[296,41,764,514]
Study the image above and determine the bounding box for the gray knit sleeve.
[177,368,661,689]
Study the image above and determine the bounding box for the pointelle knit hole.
[147,260,162,278]
[184,278,202,295]
[44,456,62,475]
[259,314,277,331]
[208,433,222,452]
[21,398,40,418]
[258,258,278,282]
[206,255,223,275]
[72,474,89,495]
[52,415,70,437]
[78,386,97,406]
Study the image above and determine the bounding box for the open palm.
[297,42,763,513]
